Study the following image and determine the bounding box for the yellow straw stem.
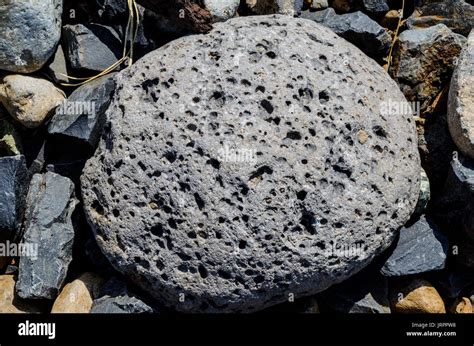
[385,0,405,72]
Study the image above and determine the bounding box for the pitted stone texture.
[81,15,420,313]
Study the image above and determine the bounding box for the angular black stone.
[16,172,77,300]
[381,216,448,277]
[431,152,474,242]
[300,8,391,59]
[361,0,389,16]
[0,155,28,242]
[63,24,122,73]
[48,74,116,149]
[440,153,474,209]
[91,277,153,313]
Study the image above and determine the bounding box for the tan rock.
[357,129,369,144]
[51,272,105,313]
[392,279,446,313]
[450,297,473,314]
[381,9,401,31]
[0,275,41,313]
[331,0,351,12]
[0,75,65,129]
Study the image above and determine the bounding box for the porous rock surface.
[81,15,420,312]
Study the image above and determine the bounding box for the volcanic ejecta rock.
[81,15,421,312]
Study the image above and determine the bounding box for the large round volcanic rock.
[81,15,420,312]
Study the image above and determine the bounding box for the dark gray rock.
[0,0,63,73]
[97,277,128,298]
[63,24,122,73]
[109,20,158,65]
[45,160,89,185]
[4,264,18,276]
[431,153,474,268]
[48,74,117,148]
[437,152,474,211]
[389,24,466,113]
[300,8,391,59]
[46,45,70,85]
[320,270,390,313]
[81,15,420,312]
[381,216,449,276]
[360,0,389,15]
[80,0,159,60]
[91,295,153,313]
[407,0,474,37]
[98,0,129,23]
[418,112,457,195]
[440,154,474,268]
[62,0,129,25]
[28,142,46,178]
[91,277,153,313]
[16,172,77,300]
[326,0,388,16]
[0,156,28,242]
